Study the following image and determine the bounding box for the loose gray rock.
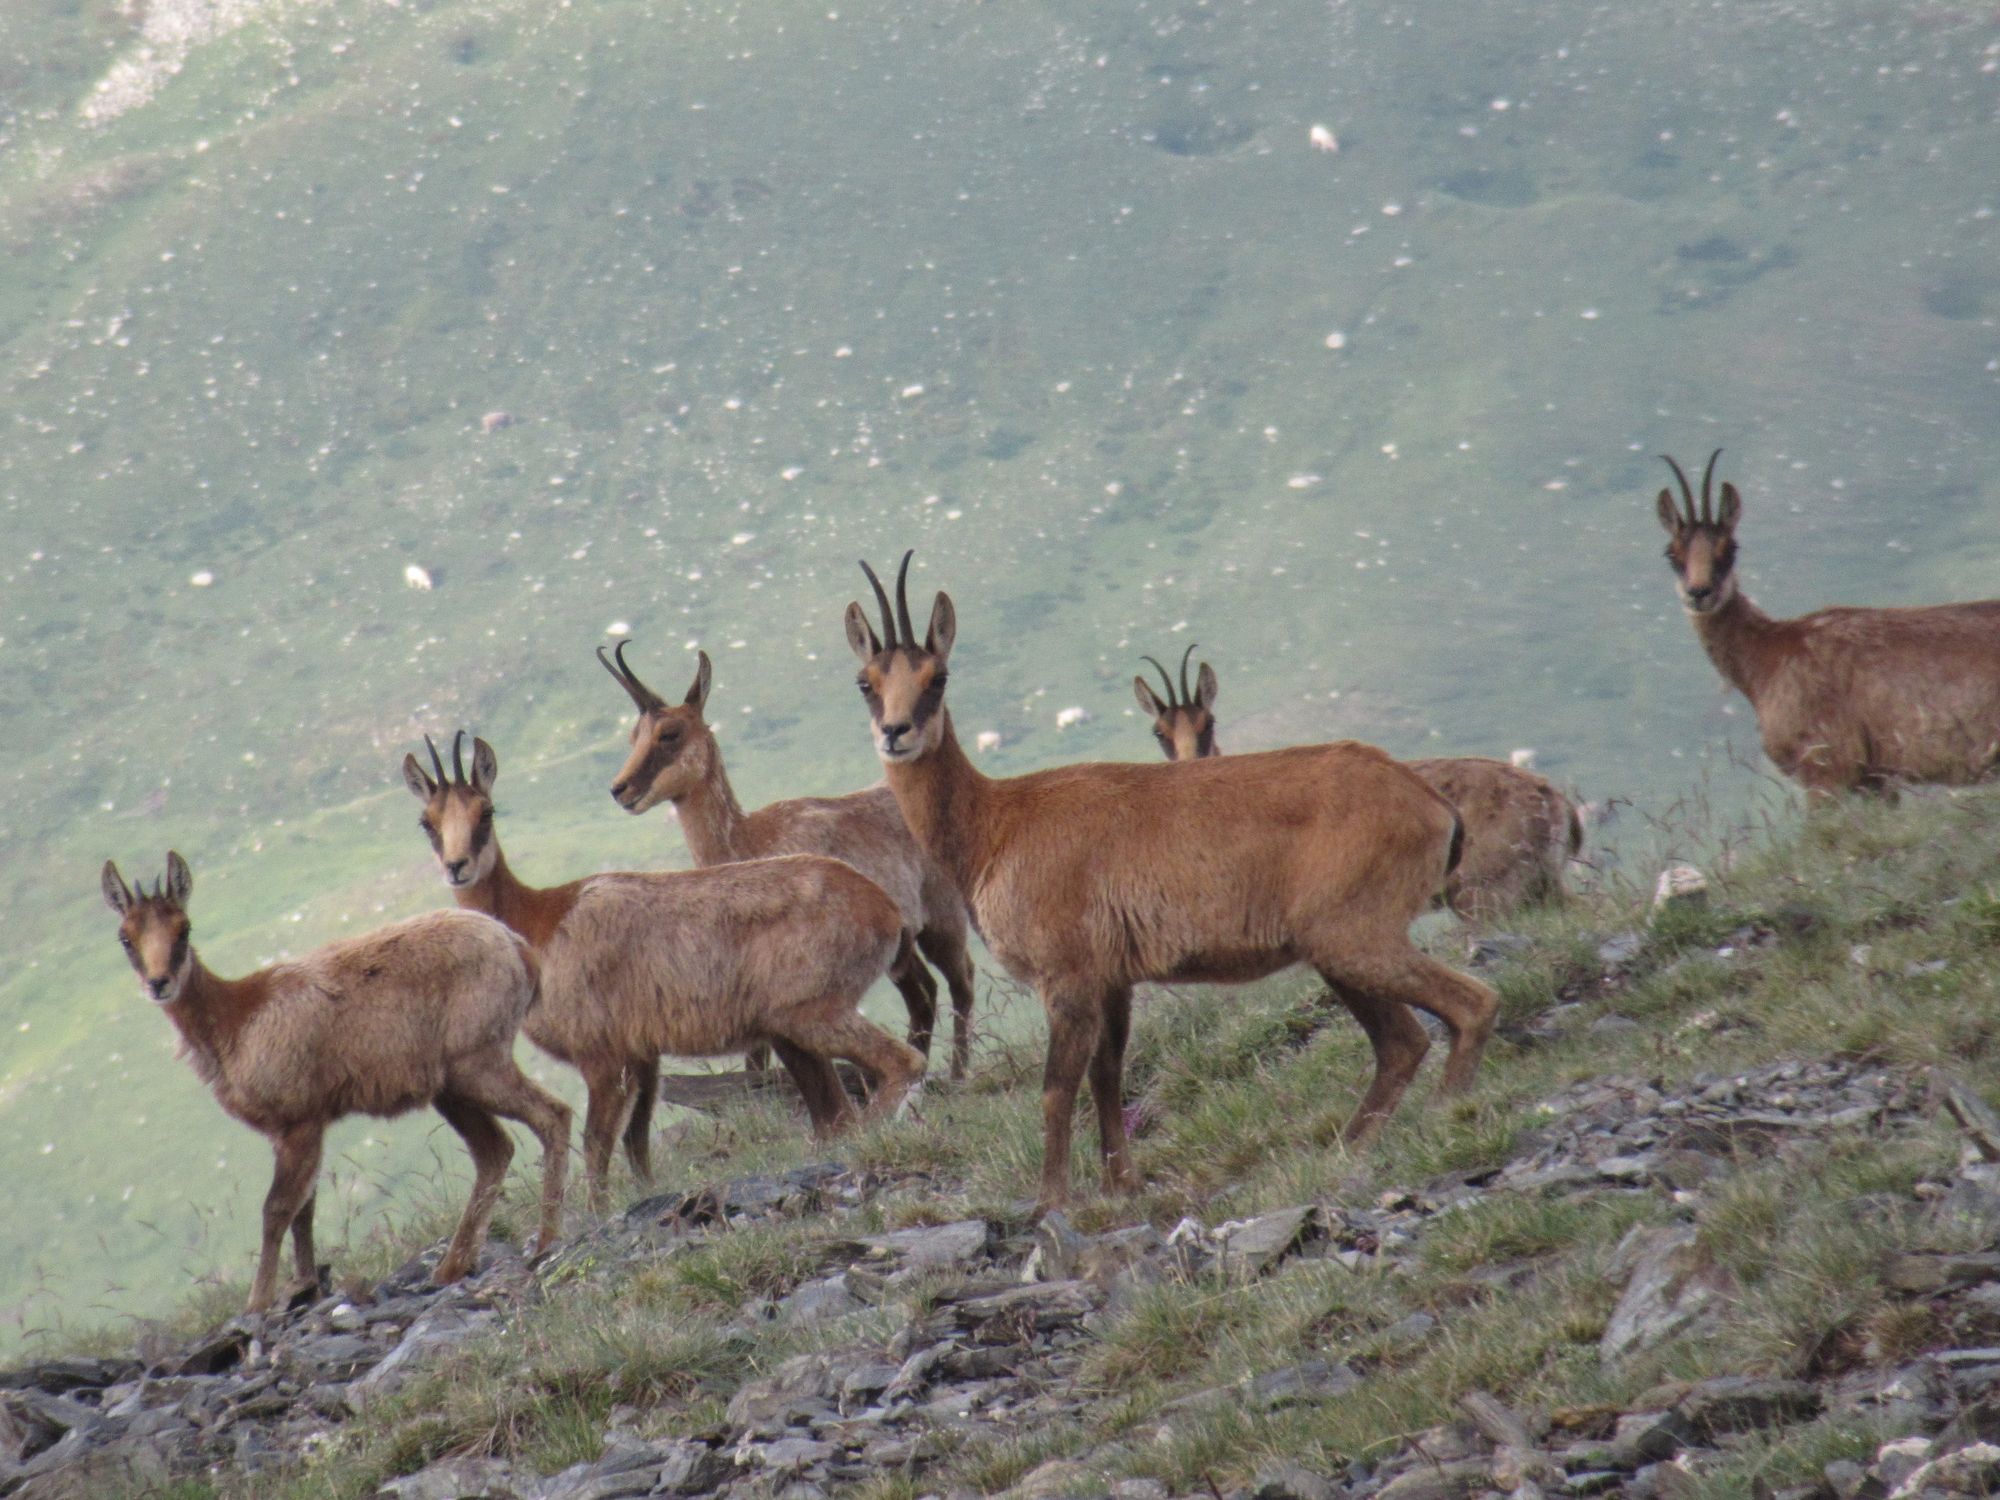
[1601,1225,1733,1367]
[375,1456,531,1500]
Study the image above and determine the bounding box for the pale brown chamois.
[1657,451,2000,795]
[845,553,1499,1212]
[1134,647,1583,920]
[101,852,570,1313]
[403,733,925,1211]
[598,641,979,1079]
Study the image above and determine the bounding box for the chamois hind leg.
[772,1005,925,1125]
[1089,986,1137,1195]
[918,923,978,1081]
[451,1053,573,1258]
[578,1060,635,1214]
[770,1036,859,1137]
[622,1055,659,1185]
[431,1093,513,1285]
[1034,989,1104,1215]
[1322,944,1497,1097]
[889,931,940,1063]
[250,1123,324,1313]
[290,1191,319,1289]
[1319,977,1430,1148]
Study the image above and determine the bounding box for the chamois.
[101,853,570,1313]
[1135,648,1582,919]
[598,641,979,1078]
[404,734,924,1211]
[845,554,1499,1211]
[1657,451,2000,795]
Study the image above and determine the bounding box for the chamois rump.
[404,733,924,1211]
[598,641,979,1078]
[1657,451,2000,795]
[845,553,1499,1211]
[101,852,570,1313]
[1135,645,1582,919]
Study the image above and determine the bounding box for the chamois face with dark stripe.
[1656,450,1744,617]
[402,733,500,889]
[845,552,956,765]
[599,643,715,814]
[102,853,194,1004]
[1134,645,1219,762]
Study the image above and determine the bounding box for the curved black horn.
[1140,655,1178,708]
[1659,454,1695,522]
[893,549,916,649]
[1178,643,1198,705]
[451,730,467,785]
[424,734,447,787]
[859,559,896,646]
[1699,448,1723,523]
[597,640,662,710]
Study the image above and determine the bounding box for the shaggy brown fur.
[1135,649,1582,920]
[101,852,570,1313]
[1658,451,2000,795]
[404,734,924,1212]
[598,643,979,1078]
[847,555,1499,1212]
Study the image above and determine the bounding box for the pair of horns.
[1660,449,1724,524]
[596,638,665,712]
[423,730,471,786]
[859,550,918,648]
[1141,644,1202,709]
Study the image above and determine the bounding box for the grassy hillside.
[5,0,2000,1346]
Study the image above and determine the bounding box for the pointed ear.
[164,851,192,907]
[925,591,956,666]
[1655,488,1681,535]
[470,737,499,794]
[102,860,134,915]
[1717,482,1743,533]
[402,752,436,802]
[1194,662,1219,712]
[686,650,713,714]
[844,602,880,665]
[1133,676,1166,717]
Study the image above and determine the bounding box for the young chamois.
[101,853,570,1313]
[598,641,979,1078]
[403,734,924,1211]
[1657,451,2000,795]
[1134,646,1583,920]
[846,554,1499,1211]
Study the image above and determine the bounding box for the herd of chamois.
[102,452,2000,1309]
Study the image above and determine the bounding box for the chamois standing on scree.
[598,642,980,1079]
[845,554,1499,1211]
[101,853,570,1313]
[404,734,925,1211]
[1135,645,1583,920]
[1657,451,2000,796]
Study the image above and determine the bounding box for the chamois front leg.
[289,1191,319,1290]
[622,1055,659,1185]
[1320,979,1428,1148]
[769,1036,858,1137]
[579,1060,635,1214]
[888,934,939,1063]
[918,926,979,1081]
[250,1122,324,1313]
[431,1093,513,1285]
[1035,990,1103,1215]
[1089,986,1138,1195]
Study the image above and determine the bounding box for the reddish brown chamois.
[1657,451,2000,795]
[102,853,570,1312]
[599,642,979,1078]
[846,554,1498,1211]
[1134,648,1582,920]
[404,734,924,1211]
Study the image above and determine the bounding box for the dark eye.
[419,817,434,834]
[119,934,134,952]
[478,807,494,826]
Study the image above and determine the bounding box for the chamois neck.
[669,736,749,864]
[882,711,992,893]
[163,953,267,1070]
[1690,588,1790,703]
[452,845,578,951]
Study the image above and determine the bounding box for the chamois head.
[598,641,714,814]
[1655,449,1744,616]
[844,550,955,765]
[102,852,194,1004]
[402,731,500,889]
[1134,644,1219,762]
